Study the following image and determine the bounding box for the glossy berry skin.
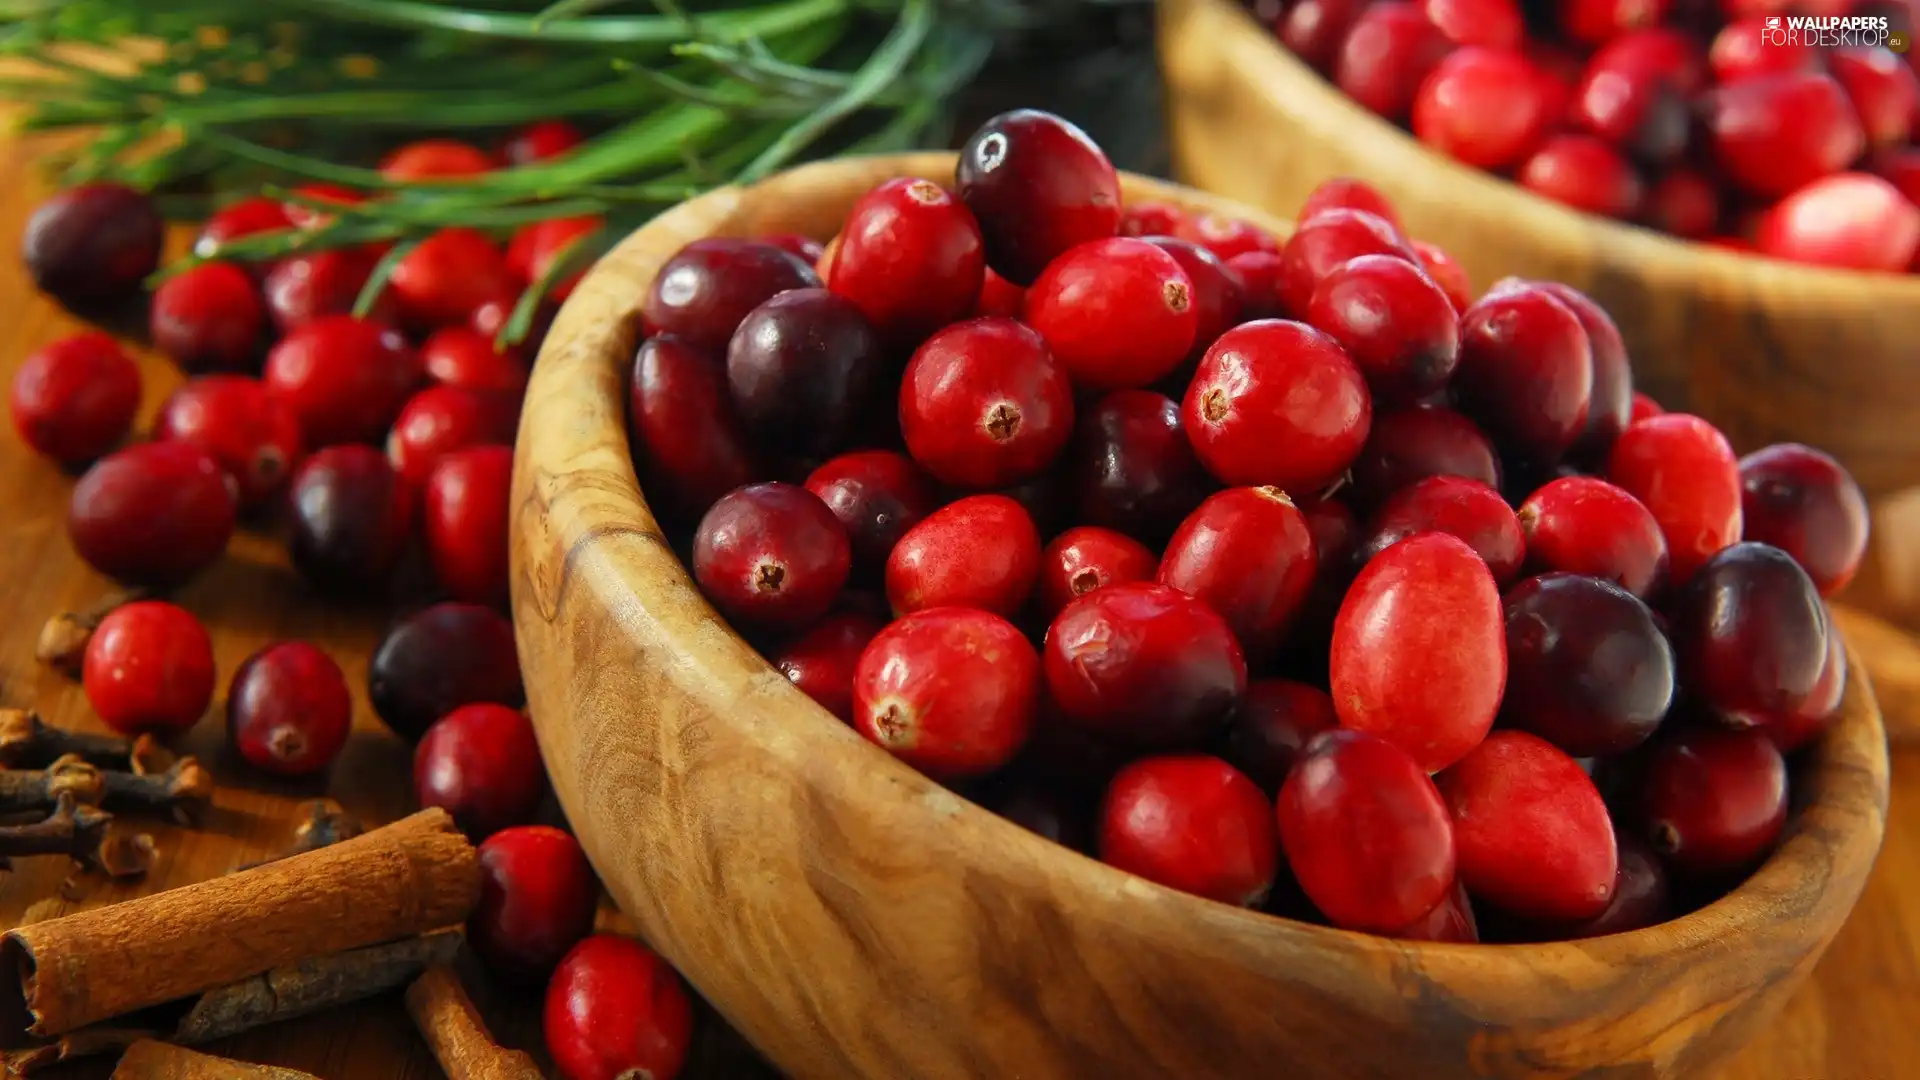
[82,601,216,735]
[803,450,938,573]
[1413,48,1558,171]
[427,326,531,396]
[762,233,826,265]
[974,268,1026,318]
[1183,320,1371,496]
[424,446,513,608]
[1224,251,1285,321]
[1453,285,1593,462]
[1099,755,1278,907]
[1305,254,1459,404]
[1069,390,1210,543]
[1331,533,1505,773]
[1141,237,1244,356]
[262,249,387,333]
[1637,728,1788,876]
[886,494,1040,618]
[1527,281,1632,464]
[415,703,547,839]
[545,934,694,1080]
[1754,172,1920,272]
[470,826,599,981]
[1629,392,1663,423]
[194,196,293,262]
[1707,73,1867,199]
[1349,405,1501,510]
[1120,201,1187,238]
[693,483,850,633]
[1223,679,1339,792]
[1038,526,1158,622]
[227,642,352,777]
[1517,476,1668,599]
[1561,833,1671,939]
[1277,729,1457,933]
[899,318,1074,489]
[852,608,1040,779]
[1769,627,1848,754]
[387,385,517,487]
[1569,31,1701,166]
[772,613,886,723]
[1334,2,1457,123]
[1280,0,1371,69]
[829,178,986,343]
[1672,542,1830,728]
[643,238,820,354]
[1738,443,1870,597]
[390,228,517,328]
[1158,487,1319,659]
[1275,208,1417,320]
[1519,136,1646,220]
[1355,476,1525,586]
[150,262,265,373]
[69,442,236,589]
[10,332,140,464]
[1411,240,1472,312]
[1171,214,1280,263]
[1297,177,1406,236]
[1437,731,1617,922]
[1024,237,1198,392]
[1503,573,1674,757]
[1396,880,1480,943]
[380,139,494,181]
[155,376,302,509]
[1044,582,1247,750]
[1643,169,1722,240]
[1606,413,1744,586]
[287,446,415,592]
[500,119,583,166]
[22,183,163,307]
[727,288,882,458]
[264,316,421,449]
[1830,47,1918,149]
[628,336,754,517]
[954,109,1122,285]
[369,602,524,743]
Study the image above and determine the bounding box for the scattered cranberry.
[1298,177,1406,236]
[1737,443,1869,598]
[194,196,293,262]
[388,385,517,486]
[1637,727,1788,875]
[1561,832,1671,938]
[262,249,388,333]
[852,608,1040,778]
[1024,237,1199,391]
[1355,475,1525,585]
[1275,208,1417,319]
[264,315,421,448]
[1643,169,1722,239]
[10,332,140,464]
[82,601,216,734]
[1519,135,1646,219]
[369,602,524,742]
[1754,172,1920,272]
[692,483,850,633]
[886,494,1040,618]
[427,325,531,395]
[1769,625,1848,753]
[1068,390,1210,542]
[154,376,304,508]
[1453,285,1594,462]
[1159,487,1319,658]
[1223,678,1340,792]
[829,177,986,343]
[954,109,1122,285]
[287,445,416,591]
[227,641,352,777]
[1502,573,1674,756]
[22,183,163,308]
[1606,413,1743,585]
[727,288,881,457]
[390,228,517,328]
[470,826,598,980]
[803,450,937,574]
[900,317,1074,488]
[506,215,600,301]
[1045,582,1246,749]
[150,262,266,373]
[1183,320,1372,495]
[1830,47,1918,149]
[1349,405,1502,509]
[1336,3,1457,123]
[1099,755,1278,906]
[69,442,237,588]
[1671,542,1829,728]
[1516,476,1668,597]
[773,613,886,723]
[1038,526,1158,621]
[1414,48,1558,171]
[1707,73,1866,199]
[380,139,494,181]
[1306,253,1460,403]
[415,703,547,838]
[500,119,584,166]
[545,934,694,1080]
[423,445,513,607]
[643,238,820,354]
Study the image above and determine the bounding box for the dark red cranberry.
[262,249,390,333]
[1069,390,1210,543]
[1517,476,1668,598]
[1099,755,1277,906]
[974,267,1027,318]
[1413,47,1558,170]
[1738,443,1870,597]
[900,317,1074,488]
[380,139,494,181]
[1224,251,1286,321]
[194,196,293,263]
[1142,237,1244,355]
[1159,487,1318,659]
[1560,0,1668,44]
[498,119,583,165]
[1280,0,1370,70]
[1561,832,1671,938]
[726,288,881,457]
[852,608,1040,778]
[150,262,266,373]
[628,336,755,516]
[387,385,517,487]
[773,613,886,723]
[1038,526,1159,621]
[22,183,162,308]
[227,641,352,776]
[1298,177,1407,236]
[954,109,1122,285]
[1707,73,1867,198]
[1519,136,1647,219]
[1223,679,1339,792]
[545,934,694,1080]
[1672,542,1829,728]
[1184,320,1372,495]
[1527,281,1632,464]
[804,450,938,574]
[155,375,303,508]
[1637,727,1787,876]
[369,602,524,742]
[1120,201,1187,238]
[642,238,819,354]
[390,228,517,329]
[1171,214,1281,262]
[1768,623,1847,754]
[1502,572,1674,756]
[1025,237,1198,392]
[10,332,140,464]
[1411,241,1473,313]
[1335,3,1457,123]
[1423,0,1523,48]
[1607,413,1743,585]
[1709,17,1815,84]
[829,177,986,344]
[1629,392,1663,423]
[1643,168,1722,239]
[287,445,415,592]
[415,703,547,838]
[1570,30,1702,166]
[886,494,1040,618]
[1350,405,1502,509]
[505,215,600,302]
[1275,208,1417,320]
[1755,172,1920,272]
[423,445,512,608]
[264,315,421,448]
[692,483,850,633]
[1831,47,1918,149]
[69,442,236,588]
[1453,285,1594,462]
[83,601,216,735]
[762,233,826,265]
[1355,476,1525,585]
[1305,253,1460,404]
[470,826,598,980]
[1395,880,1479,942]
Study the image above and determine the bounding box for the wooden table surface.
[0,147,1915,1080]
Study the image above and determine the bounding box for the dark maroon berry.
[1671,542,1829,729]
[986,780,1093,851]
[1224,678,1339,792]
[22,183,163,308]
[1737,443,1870,597]
[1526,282,1632,463]
[287,446,415,593]
[1142,237,1245,357]
[369,602,525,742]
[772,613,885,723]
[1069,390,1210,543]
[629,335,756,516]
[1349,406,1502,509]
[470,826,598,981]
[1502,573,1674,757]
[692,483,850,633]
[1562,833,1671,938]
[227,641,353,777]
[69,442,237,588]
[804,450,938,574]
[642,238,819,354]
[1453,284,1594,462]
[415,703,547,839]
[1637,727,1788,876]
[1354,475,1526,585]
[955,109,1122,285]
[726,289,882,458]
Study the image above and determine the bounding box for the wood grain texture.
[1156,0,1920,637]
[510,152,1893,1080]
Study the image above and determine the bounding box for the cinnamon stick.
[110,1042,317,1080]
[37,589,149,678]
[405,964,541,1080]
[1,808,479,1041]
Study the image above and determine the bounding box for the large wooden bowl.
[1158,0,1920,630]
[509,152,1891,1080]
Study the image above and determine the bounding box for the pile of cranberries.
[636,107,1870,944]
[1259,0,1920,272]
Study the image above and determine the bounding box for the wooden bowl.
[509,152,1892,1080]
[1158,0,1920,629]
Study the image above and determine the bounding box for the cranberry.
[154,376,303,508]
[899,318,1073,488]
[1562,832,1671,938]
[10,332,140,464]
[1045,582,1246,749]
[692,483,849,633]
[974,268,1027,318]
[1298,177,1406,236]
[1502,572,1675,756]
[415,703,547,838]
[470,826,598,980]
[69,442,236,588]
[1769,624,1848,753]
[150,262,266,374]
[227,641,352,777]
[390,228,516,329]
[1422,0,1522,48]
[1277,729,1456,932]
[1142,237,1244,354]
[852,608,1039,778]
[1518,281,1631,463]
[1349,405,1502,509]
[22,183,162,308]
[1831,47,1918,149]
[1672,541,1829,728]
[1707,73,1866,198]
[762,233,826,265]
[954,109,1122,285]
[369,602,524,742]
[1411,240,1473,312]
[1171,214,1281,263]
[262,249,387,333]
[1098,755,1277,906]
[282,184,365,231]
[1560,0,1668,44]
[886,494,1039,618]
[1280,0,1370,69]
[1336,3,1457,123]
[1305,253,1459,404]
[264,315,421,448]
[1606,413,1743,585]
[1570,31,1701,166]
[545,935,693,1080]
[625,336,752,516]
[423,446,513,607]
[1518,136,1647,220]
[1356,476,1525,585]
[1643,169,1722,239]
[380,139,494,181]
[1183,321,1372,495]
[79,600,215,735]
[1396,879,1480,942]
[773,613,885,723]
[1637,727,1787,876]
[644,239,821,354]
[437,322,532,395]
[506,215,600,302]
[1453,285,1594,462]
[802,450,937,575]
[1709,17,1816,84]
[1223,679,1339,792]
[1629,392,1664,423]
[1159,487,1318,658]
[1038,526,1158,621]
[829,178,986,344]
[388,385,517,487]
[1877,145,1920,206]
[1024,237,1198,392]
[1120,201,1187,238]
[288,445,416,591]
[1275,208,1417,319]
[1414,47,1557,170]
[1224,251,1286,321]
[1738,443,1870,597]
[499,119,583,166]
[1755,172,1920,272]
[1068,390,1210,542]
[1517,476,1669,598]
[726,288,881,458]
[194,197,293,263]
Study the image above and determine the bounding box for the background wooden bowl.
[1158,0,1920,633]
[509,152,1891,1080]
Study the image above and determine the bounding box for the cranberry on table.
[1098,754,1278,907]
[726,288,882,458]
[154,375,302,510]
[885,494,1040,618]
[643,238,820,354]
[1334,2,1457,123]
[630,336,756,517]
[423,445,514,607]
[1354,476,1526,586]
[1516,476,1668,598]
[390,228,518,329]
[1413,48,1558,171]
[22,182,163,308]
[851,608,1040,779]
[1636,727,1789,876]
[426,325,532,396]
[194,196,294,263]
[1561,832,1671,939]
[227,641,353,777]
[1068,389,1210,542]
[773,613,886,723]
[1223,678,1340,793]
[282,183,366,230]
[499,119,584,166]
[1023,237,1199,392]
[388,385,518,487]
[1753,172,1920,273]
[264,315,422,448]
[380,139,494,181]
[1037,526,1158,621]
[470,825,599,980]
[899,317,1074,489]
[1671,542,1830,728]
[415,703,548,839]
[828,177,986,343]
[287,445,416,592]
[545,934,694,1080]
[1606,412,1744,586]
[1158,486,1319,659]
[1629,392,1663,423]
[1769,625,1848,754]
[69,442,237,589]
[1503,572,1675,756]
[83,601,216,735]
[263,249,387,333]
[1737,443,1870,597]
[1274,208,1416,319]
[803,450,937,574]
[1183,320,1372,495]
[10,332,140,464]
[692,483,849,633]
[1141,237,1244,355]
[954,109,1122,285]
[1452,285,1594,463]
[1348,405,1502,509]
[1706,73,1866,199]
[150,261,266,374]
[1305,253,1459,404]
[369,602,525,742]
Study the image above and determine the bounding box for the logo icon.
[1766,15,1781,28]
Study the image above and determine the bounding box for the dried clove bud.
[0,792,152,878]
[0,710,140,771]
[237,800,363,871]
[0,755,212,823]
[35,588,150,678]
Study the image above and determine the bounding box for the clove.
[0,710,171,773]
[0,755,212,824]
[0,793,153,878]
[36,588,150,678]
[237,800,363,871]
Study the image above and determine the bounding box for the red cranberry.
[1223,679,1339,792]
[415,703,547,838]
[470,826,598,980]
[1356,476,1525,585]
[369,602,524,742]
[1069,390,1210,543]
[10,332,140,464]
[1453,285,1594,462]
[388,386,517,487]
[1519,135,1647,219]
[1024,237,1198,391]
[1142,237,1244,354]
[264,315,421,448]
[1350,405,1502,509]
[762,233,826,265]
[263,249,387,333]
[1277,729,1456,932]
[1183,320,1372,495]
[1298,177,1406,236]
[954,109,1122,285]
[82,601,216,735]
[1306,253,1460,404]
[1707,73,1867,198]
[1738,443,1870,597]
[194,196,293,263]
[429,324,530,395]
[499,119,583,166]
[282,184,365,231]
[390,228,516,329]
[1560,0,1669,44]
[1606,413,1743,585]
[803,450,937,574]
[642,238,820,355]
[1629,391,1664,423]
[1769,624,1847,753]
[1280,0,1370,69]
[150,262,265,374]
[1120,201,1187,238]
[423,446,512,607]
[380,139,493,181]
[1502,573,1675,756]
[773,613,885,723]
[1516,281,1631,463]
[1643,168,1722,239]
[1336,3,1457,123]
[1709,17,1816,84]
[1395,879,1479,942]
[1275,208,1417,319]
[1755,172,1920,272]
[852,608,1040,778]
[1831,47,1918,149]
[22,183,162,308]
[1422,0,1522,49]
[829,178,986,344]
[288,445,416,591]
[1411,241,1473,313]
[627,336,754,516]
[506,215,600,302]
[1099,755,1277,906]
[1561,832,1671,938]
[1517,476,1669,598]
[1038,526,1158,621]
[545,934,693,1080]
[1570,30,1702,166]
[69,442,236,588]
[974,267,1027,318]
[1225,251,1287,321]
[727,288,881,457]
[1171,214,1281,262]
[1044,582,1247,749]
[154,376,304,508]
[1159,487,1318,658]
[693,483,850,633]
[899,318,1074,488]
[227,641,352,776]
[1414,47,1557,170]
[886,494,1039,618]
[1672,542,1830,728]
[1637,727,1787,875]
